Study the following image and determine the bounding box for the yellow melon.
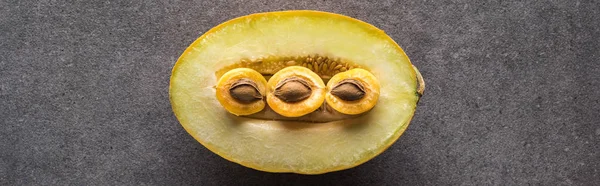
[169,10,424,174]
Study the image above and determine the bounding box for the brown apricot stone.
[274,77,312,103]
[229,79,262,103]
[330,79,365,101]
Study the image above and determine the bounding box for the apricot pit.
[330,79,366,101]
[274,77,312,103]
[229,79,262,103]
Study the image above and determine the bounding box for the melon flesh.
[169,10,420,174]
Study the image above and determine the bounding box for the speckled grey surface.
[1,1,599,185]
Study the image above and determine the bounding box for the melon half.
[169,10,424,174]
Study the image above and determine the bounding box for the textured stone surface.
[1,0,599,185]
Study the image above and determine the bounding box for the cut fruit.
[266,66,326,117]
[170,10,424,174]
[215,68,267,116]
[326,68,380,115]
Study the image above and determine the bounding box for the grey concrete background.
[1,0,598,185]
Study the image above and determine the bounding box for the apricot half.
[169,10,425,174]
[266,66,326,117]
